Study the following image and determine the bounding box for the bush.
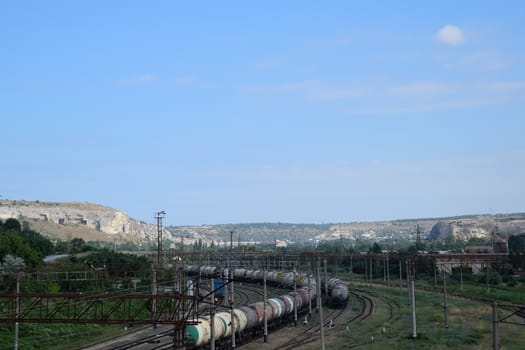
[478,270,502,285]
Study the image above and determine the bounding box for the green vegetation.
[508,234,525,253]
[0,219,45,267]
[0,323,128,350]
[0,218,155,349]
[330,282,524,349]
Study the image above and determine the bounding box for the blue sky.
[1,1,524,225]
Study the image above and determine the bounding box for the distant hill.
[0,200,172,244]
[167,213,525,245]
[427,214,525,241]
[167,223,332,246]
[2,200,524,245]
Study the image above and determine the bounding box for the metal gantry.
[1,260,200,349]
[0,292,199,325]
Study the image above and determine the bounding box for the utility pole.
[155,211,166,264]
[230,270,235,350]
[486,263,490,294]
[237,232,241,250]
[434,263,437,288]
[443,268,448,328]
[416,224,422,251]
[406,260,411,305]
[317,258,325,350]
[14,272,22,350]
[151,265,157,329]
[263,268,268,343]
[210,278,215,350]
[383,255,386,283]
[173,261,186,350]
[230,229,234,252]
[152,210,164,332]
[386,254,390,286]
[324,259,328,296]
[370,258,373,286]
[350,254,353,284]
[410,280,417,340]
[293,265,298,326]
[365,257,368,287]
[308,261,312,317]
[460,263,464,291]
[492,302,498,350]
[223,269,229,307]
[399,259,403,300]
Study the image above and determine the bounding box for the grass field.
[327,281,524,350]
[0,323,128,350]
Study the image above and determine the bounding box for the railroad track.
[277,291,374,350]
[107,328,174,350]
[83,283,277,349]
[350,287,398,321]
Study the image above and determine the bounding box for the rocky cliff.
[428,214,525,241]
[0,200,172,243]
[168,214,525,245]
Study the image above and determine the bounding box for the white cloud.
[253,57,290,70]
[436,25,465,46]
[174,76,198,84]
[387,82,456,97]
[462,51,513,70]
[480,81,525,91]
[116,74,155,85]
[346,97,506,115]
[272,82,367,101]
[253,78,525,115]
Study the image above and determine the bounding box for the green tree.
[69,238,87,254]
[370,242,382,253]
[48,282,61,293]
[85,249,148,276]
[54,240,70,254]
[2,218,22,232]
[509,234,525,253]
[0,254,26,275]
[0,230,41,267]
[0,255,26,292]
[20,227,55,257]
[407,244,418,253]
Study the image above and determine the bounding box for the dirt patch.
[25,218,126,243]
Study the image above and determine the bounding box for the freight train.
[183,265,348,348]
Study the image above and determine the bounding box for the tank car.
[184,264,347,348]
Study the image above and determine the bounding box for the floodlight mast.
[155,211,166,264]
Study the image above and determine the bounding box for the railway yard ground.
[81,280,525,350]
[242,280,525,350]
[3,273,525,349]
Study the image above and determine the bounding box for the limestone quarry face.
[428,215,525,241]
[0,200,172,243]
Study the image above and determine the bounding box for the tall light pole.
[14,272,23,350]
[155,211,166,265]
[263,267,268,343]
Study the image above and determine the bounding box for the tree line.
[0,218,54,268]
